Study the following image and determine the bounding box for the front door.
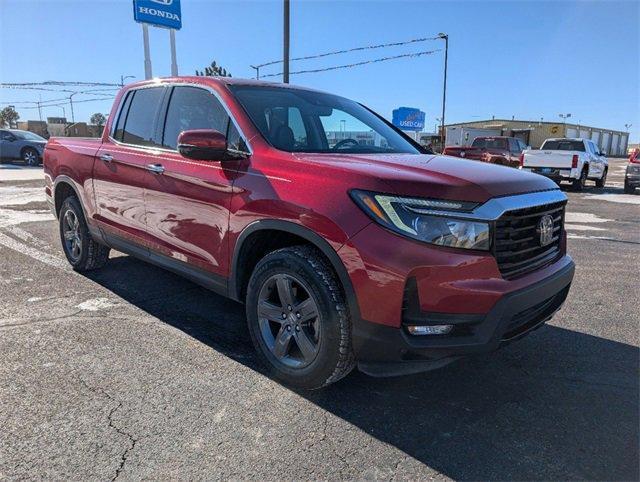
[143,85,245,279]
[93,85,167,247]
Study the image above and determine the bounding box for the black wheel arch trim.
[229,219,361,322]
[52,175,84,219]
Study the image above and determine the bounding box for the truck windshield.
[541,140,585,151]
[471,138,508,150]
[229,85,420,154]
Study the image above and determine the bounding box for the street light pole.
[438,33,448,150]
[120,75,135,87]
[283,0,290,83]
[69,93,77,123]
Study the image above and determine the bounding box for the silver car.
[0,129,47,166]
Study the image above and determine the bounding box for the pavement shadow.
[84,255,639,481]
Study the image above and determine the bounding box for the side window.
[162,86,228,149]
[121,87,165,147]
[113,91,134,141]
[264,106,309,150]
[226,122,248,153]
[508,138,518,152]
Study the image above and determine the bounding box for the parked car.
[625,148,640,194]
[521,138,608,191]
[443,136,527,168]
[0,129,47,166]
[44,77,575,389]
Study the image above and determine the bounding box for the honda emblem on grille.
[537,214,554,246]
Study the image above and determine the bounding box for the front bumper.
[352,258,574,377]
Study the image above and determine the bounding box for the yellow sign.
[550,125,560,135]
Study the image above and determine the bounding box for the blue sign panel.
[133,0,182,30]
[392,107,426,131]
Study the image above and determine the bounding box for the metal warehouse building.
[445,119,630,156]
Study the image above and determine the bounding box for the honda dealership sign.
[133,0,182,30]
[392,107,426,131]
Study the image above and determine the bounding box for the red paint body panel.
[45,77,572,340]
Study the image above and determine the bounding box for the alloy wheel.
[23,150,37,166]
[62,209,82,262]
[256,273,321,368]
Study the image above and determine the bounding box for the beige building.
[446,119,630,156]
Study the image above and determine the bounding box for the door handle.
[146,163,165,174]
[99,153,113,163]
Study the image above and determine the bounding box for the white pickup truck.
[521,138,608,191]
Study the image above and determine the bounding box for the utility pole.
[37,94,42,122]
[438,33,448,150]
[250,65,260,80]
[283,0,290,83]
[142,24,153,80]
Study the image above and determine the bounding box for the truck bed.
[523,149,578,169]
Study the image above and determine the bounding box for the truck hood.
[297,153,558,203]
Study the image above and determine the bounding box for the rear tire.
[572,167,588,191]
[595,168,607,188]
[59,196,110,271]
[246,245,355,389]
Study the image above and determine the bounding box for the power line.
[255,36,439,68]
[0,81,121,88]
[260,49,441,78]
[16,97,114,109]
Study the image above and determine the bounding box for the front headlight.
[350,190,490,250]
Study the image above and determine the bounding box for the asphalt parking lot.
[1,158,638,480]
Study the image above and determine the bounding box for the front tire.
[624,178,636,194]
[22,147,40,166]
[246,245,355,389]
[59,196,110,271]
[595,168,607,188]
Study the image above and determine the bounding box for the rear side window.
[120,87,165,147]
[542,140,586,151]
[113,91,134,141]
[162,86,229,149]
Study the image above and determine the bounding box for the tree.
[90,113,107,127]
[195,60,231,77]
[0,106,19,128]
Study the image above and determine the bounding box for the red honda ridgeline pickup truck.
[44,77,574,388]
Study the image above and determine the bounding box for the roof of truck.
[126,76,327,94]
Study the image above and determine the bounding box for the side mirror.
[177,129,228,161]
[5,135,16,142]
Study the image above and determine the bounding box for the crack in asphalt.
[77,378,138,481]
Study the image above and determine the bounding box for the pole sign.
[133,0,182,30]
[392,107,426,131]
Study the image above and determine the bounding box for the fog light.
[406,324,453,335]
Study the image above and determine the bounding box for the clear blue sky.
[1,0,638,141]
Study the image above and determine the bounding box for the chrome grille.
[494,201,565,279]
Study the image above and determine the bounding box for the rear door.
[93,86,167,248]
[0,130,19,159]
[143,84,247,280]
